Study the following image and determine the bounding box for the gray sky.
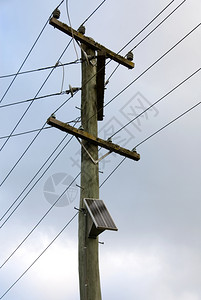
[1,0,201,299]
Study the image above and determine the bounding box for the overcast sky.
[1,0,201,299]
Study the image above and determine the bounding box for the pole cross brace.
[47,117,140,161]
[76,137,111,164]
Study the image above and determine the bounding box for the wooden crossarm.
[49,17,134,69]
[47,117,140,161]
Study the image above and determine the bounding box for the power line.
[79,0,107,27]
[0,127,51,140]
[0,114,81,226]
[0,60,81,79]
[100,100,201,187]
[134,100,201,148]
[118,0,178,55]
[0,172,80,268]
[0,19,49,104]
[0,0,109,187]
[0,38,73,152]
[0,0,74,104]
[131,0,186,52]
[0,91,74,188]
[0,211,79,300]
[0,134,72,224]
[109,66,201,139]
[2,17,198,190]
[103,22,201,111]
[0,92,65,109]
[106,0,186,83]
[12,20,198,199]
[85,21,201,126]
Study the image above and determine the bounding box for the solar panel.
[84,198,118,237]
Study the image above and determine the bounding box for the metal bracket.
[76,137,111,164]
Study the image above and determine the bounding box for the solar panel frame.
[84,198,118,232]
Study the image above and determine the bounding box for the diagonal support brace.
[76,137,111,164]
[47,117,140,161]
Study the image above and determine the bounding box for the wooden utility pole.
[48,15,139,300]
[78,44,101,300]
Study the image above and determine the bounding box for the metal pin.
[74,207,85,213]
[76,184,84,190]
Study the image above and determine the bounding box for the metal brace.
[76,137,111,164]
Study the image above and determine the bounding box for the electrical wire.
[0,92,65,109]
[0,60,81,79]
[0,39,73,152]
[0,3,110,232]
[135,100,201,148]
[109,66,201,139]
[66,0,79,60]
[106,0,186,83]
[0,211,79,299]
[1,2,199,294]
[100,100,201,187]
[0,19,49,104]
[0,172,80,268]
[0,127,51,140]
[79,0,107,27]
[0,134,73,224]
[0,92,74,188]
[103,22,201,112]
[0,0,73,104]
[0,113,81,226]
[3,17,197,189]
[0,0,109,187]
[1,19,199,190]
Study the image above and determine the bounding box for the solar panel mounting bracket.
[83,198,118,238]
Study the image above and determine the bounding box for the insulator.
[53,8,61,19]
[126,51,134,61]
[78,25,86,35]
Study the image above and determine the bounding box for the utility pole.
[48,12,140,300]
[78,43,101,300]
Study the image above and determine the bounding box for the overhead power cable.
[0,127,51,140]
[0,172,80,268]
[0,19,49,104]
[0,39,73,152]
[103,22,201,111]
[79,0,107,27]
[109,66,201,139]
[0,60,81,79]
[130,0,187,52]
[0,211,79,300]
[0,0,74,104]
[0,92,67,109]
[0,134,73,225]
[106,0,186,83]
[135,100,201,148]
[0,91,74,188]
[2,17,198,188]
[0,0,109,187]
[100,100,201,188]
